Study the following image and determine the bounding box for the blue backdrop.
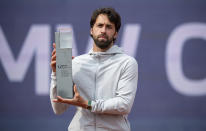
[1,0,206,130]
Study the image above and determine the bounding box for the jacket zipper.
[94,55,100,131]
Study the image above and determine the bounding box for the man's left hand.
[53,85,88,109]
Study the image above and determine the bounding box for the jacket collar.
[88,45,124,56]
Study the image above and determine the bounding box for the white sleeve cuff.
[51,71,56,79]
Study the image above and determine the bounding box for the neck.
[93,43,113,52]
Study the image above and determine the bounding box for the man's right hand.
[50,43,56,72]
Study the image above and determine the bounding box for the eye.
[106,25,113,29]
[97,24,103,27]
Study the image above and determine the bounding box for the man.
[50,7,138,131]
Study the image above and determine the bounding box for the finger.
[72,56,74,59]
[53,43,56,49]
[50,61,56,67]
[51,54,56,61]
[57,96,64,101]
[57,96,74,104]
[73,85,80,98]
[57,96,69,103]
[74,85,78,93]
[52,49,56,56]
[51,61,56,65]
[53,99,58,102]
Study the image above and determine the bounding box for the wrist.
[86,100,92,110]
[81,100,88,109]
[51,71,56,76]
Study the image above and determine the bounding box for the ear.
[114,32,118,39]
[90,28,93,36]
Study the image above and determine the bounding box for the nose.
[100,26,106,33]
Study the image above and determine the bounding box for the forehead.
[95,14,115,26]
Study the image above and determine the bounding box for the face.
[91,14,117,50]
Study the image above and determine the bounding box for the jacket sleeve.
[91,58,138,115]
[50,71,69,115]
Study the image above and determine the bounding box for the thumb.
[74,85,78,93]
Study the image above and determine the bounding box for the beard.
[92,34,114,49]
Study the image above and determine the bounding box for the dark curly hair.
[90,7,121,33]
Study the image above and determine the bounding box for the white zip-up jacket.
[50,45,138,131]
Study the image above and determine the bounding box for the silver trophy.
[55,29,73,99]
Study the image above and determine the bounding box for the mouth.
[98,37,107,42]
[98,35,107,40]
